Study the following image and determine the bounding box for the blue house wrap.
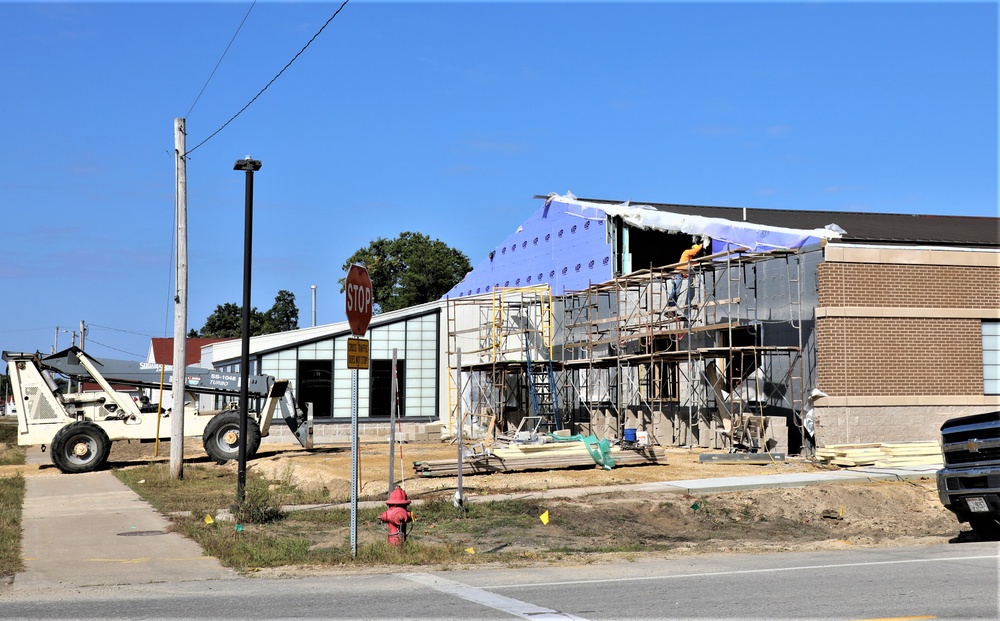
[444,197,614,299]
[444,193,844,300]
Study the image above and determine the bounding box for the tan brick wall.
[817,263,999,308]
[815,261,996,398]
[817,316,982,396]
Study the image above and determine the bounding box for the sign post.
[345,264,372,557]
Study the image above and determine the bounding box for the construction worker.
[669,242,704,307]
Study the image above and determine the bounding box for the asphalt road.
[2,542,997,620]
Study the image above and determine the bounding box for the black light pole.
[233,156,262,503]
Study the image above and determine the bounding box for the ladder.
[525,339,561,432]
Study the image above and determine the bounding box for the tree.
[192,291,299,338]
[340,232,471,314]
[262,290,299,333]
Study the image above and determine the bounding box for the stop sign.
[345,264,373,336]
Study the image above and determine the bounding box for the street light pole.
[233,156,262,504]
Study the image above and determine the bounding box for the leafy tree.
[192,291,299,338]
[340,232,471,314]
[263,290,299,333]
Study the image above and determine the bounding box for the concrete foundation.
[814,405,998,446]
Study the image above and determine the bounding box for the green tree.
[262,290,299,333]
[192,291,299,338]
[340,232,471,314]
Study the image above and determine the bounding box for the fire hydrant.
[379,487,413,546]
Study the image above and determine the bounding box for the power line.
[84,338,146,360]
[185,0,352,157]
[87,324,159,338]
[185,0,258,119]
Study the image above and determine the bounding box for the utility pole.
[79,320,87,351]
[172,118,189,480]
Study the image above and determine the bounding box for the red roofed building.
[146,338,229,368]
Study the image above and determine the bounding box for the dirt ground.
[7,438,965,573]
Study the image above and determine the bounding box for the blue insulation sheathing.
[444,199,613,299]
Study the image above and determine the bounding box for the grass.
[113,462,588,571]
[0,473,24,577]
[0,419,26,466]
[0,419,26,577]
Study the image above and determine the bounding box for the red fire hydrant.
[379,487,413,546]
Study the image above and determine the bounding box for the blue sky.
[1,1,997,363]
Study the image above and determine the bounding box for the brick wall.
[816,261,992,398]
[817,263,999,308]
[816,316,983,396]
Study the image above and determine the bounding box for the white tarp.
[548,193,845,252]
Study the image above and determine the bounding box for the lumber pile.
[815,441,941,468]
[874,442,944,467]
[412,444,666,478]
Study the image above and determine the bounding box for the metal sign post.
[455,348,464,510]
[350,364,359,555]
[388,348,398,493]
[345,264,372,558]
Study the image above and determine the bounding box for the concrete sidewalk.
[13,448,238,592]
[10,446,940,591]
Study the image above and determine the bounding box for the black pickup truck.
[937,411,1000,538]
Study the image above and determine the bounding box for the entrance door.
[297,360,332,419]
[370,359,405,418]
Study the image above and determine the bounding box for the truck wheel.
[202,411,261,465]
[50,421,112,474]
[968,516,1000,540]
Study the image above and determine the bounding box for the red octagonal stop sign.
[345,264,373,336]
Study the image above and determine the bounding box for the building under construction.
[197,193,998,452]
[444,194,1000,454]
[447,246,817,455]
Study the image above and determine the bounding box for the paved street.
[3,542,997,619]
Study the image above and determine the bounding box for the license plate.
[967,497,990,513]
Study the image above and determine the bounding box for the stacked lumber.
[815,443,884,467]
[874,441,942,467]
[412,445,667,478]
[815,441,942,468]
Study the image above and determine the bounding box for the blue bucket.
[623,428,637,443]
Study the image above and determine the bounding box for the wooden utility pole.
[172,118,188,480]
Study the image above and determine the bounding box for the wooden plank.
[699,453,786,464]
[414,447,667,477]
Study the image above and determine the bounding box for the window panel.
[985,321,999,396]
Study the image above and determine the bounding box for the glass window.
[985,321,999,395]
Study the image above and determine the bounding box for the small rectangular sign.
[347,338,369,370]
[967,496,990,513]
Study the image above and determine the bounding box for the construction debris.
[815,441,941,468]
[413,445,666,478]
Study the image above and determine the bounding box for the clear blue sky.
[1,1,997,363]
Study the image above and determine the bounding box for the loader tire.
[203,411,261,465]
[50,421,112,474]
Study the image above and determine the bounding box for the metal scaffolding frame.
[445,248,811,452]
[445,286,563,439]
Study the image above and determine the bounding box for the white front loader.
[3,348,311,473]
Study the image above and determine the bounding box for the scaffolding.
[445,248,811,453]
[445,286,563,440]
[559,247,808,451]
